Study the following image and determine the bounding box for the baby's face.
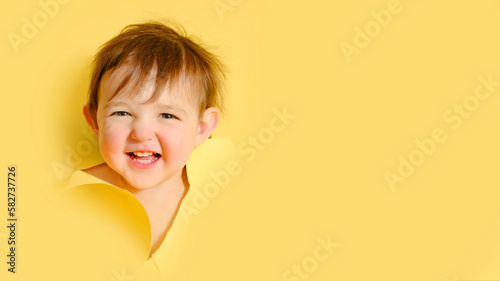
[93,66,204,190]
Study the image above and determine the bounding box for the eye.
[111,111,131,117]
[160,113,176,119]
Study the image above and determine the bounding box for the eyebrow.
[156,104,187,115]
[103,101,128,108]
[104,100,187,115]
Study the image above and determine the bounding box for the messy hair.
[87,21,226,126]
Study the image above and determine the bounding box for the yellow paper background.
[2,0,500,280]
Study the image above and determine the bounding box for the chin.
[126,179,161,190]
[115,166,184,191]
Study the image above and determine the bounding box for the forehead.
[98,63,198,107]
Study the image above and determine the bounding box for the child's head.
[87,21,225,125]
[83,21,225,190]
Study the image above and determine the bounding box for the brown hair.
[87,21,226,126]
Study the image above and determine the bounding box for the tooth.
[130,154,159,165]
[132,152,155,157]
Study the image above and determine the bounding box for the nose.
[130,120,155,142]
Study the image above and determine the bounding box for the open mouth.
[126,151,161,165]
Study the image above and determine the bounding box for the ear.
[83,103,99,136]
[195,107,219,146]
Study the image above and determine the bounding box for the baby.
[79,21,225,257]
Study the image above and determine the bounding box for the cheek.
[158,126,198,155]
[98,124,129,155]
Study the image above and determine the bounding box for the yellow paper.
[1,0,500,280]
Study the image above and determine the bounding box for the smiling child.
[63,21,228,279]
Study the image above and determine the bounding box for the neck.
[117,168,189,208]
[84,163,189,207]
